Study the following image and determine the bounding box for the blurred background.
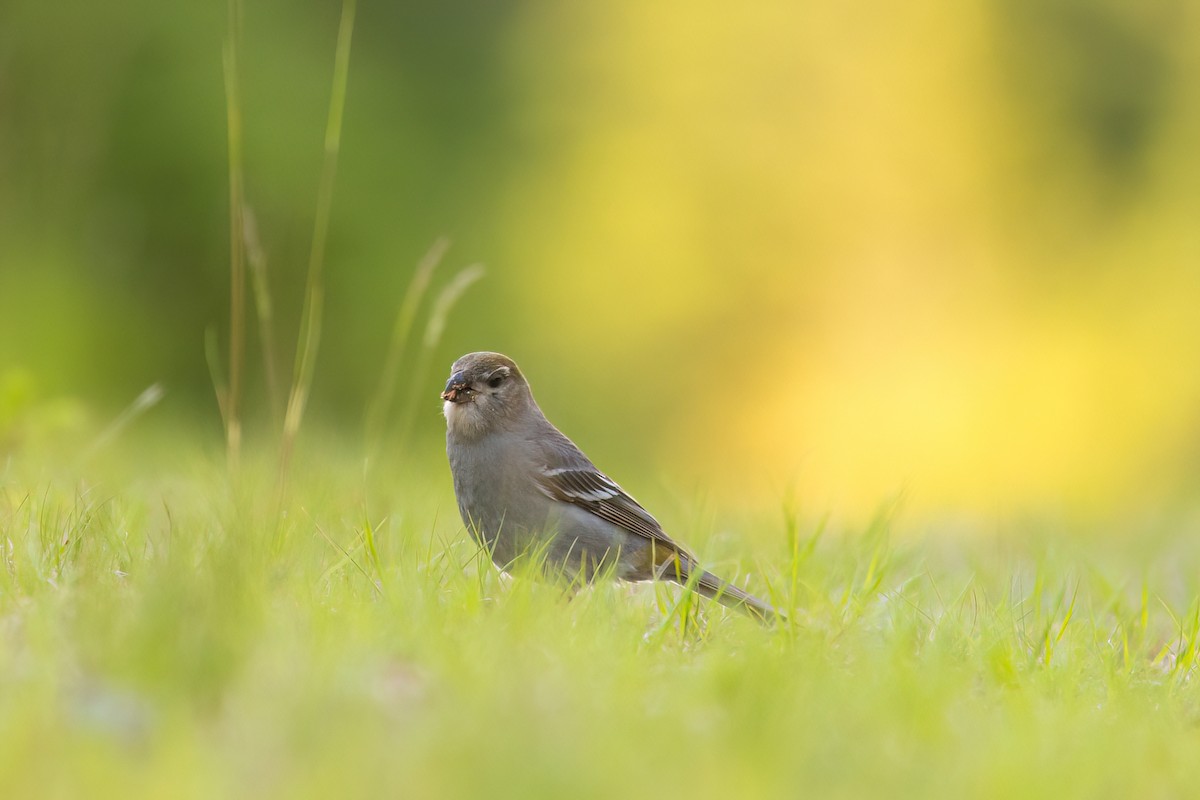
[1,0,1198,521]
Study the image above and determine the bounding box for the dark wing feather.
[533,452,683,552]
[531,429,780,622]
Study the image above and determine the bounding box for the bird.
[441,351,779,623]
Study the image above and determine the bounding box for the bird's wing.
[531,430,780,621]
[532,436,683,553]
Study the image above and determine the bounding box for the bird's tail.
[660,554,782,624]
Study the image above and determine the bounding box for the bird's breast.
[447,434,548,542]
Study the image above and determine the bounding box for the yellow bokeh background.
[496,1,1200,515]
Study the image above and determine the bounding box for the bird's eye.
[487,374,505,388]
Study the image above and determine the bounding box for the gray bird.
[442,351,778,623]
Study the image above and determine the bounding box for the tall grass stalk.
[278,0,357,492]
[222,0,247,472]
[78,384,165,463]
[243,208,282,425]
[364,237,450,454]
[392,263,485,449]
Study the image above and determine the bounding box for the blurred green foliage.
[1,0,1197,517]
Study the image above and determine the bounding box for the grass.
[1,439,1199,799]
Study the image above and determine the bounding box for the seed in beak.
[442,373,472,403]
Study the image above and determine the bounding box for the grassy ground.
[2,440,1199,799]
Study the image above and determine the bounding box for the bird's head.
[441,352,533,439]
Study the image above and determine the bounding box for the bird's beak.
[441,373,472,403]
